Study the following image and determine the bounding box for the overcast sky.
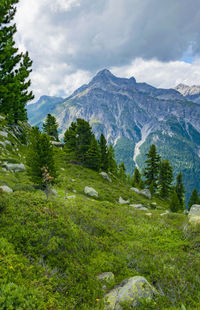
[15,0,200,101]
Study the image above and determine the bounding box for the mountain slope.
[27,70,200,201]
[175,83,200,104]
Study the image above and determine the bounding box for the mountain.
[27,69,200,201]
[175,83,200,104]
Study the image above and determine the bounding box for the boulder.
[0,185,13,193]
[104,276,157,310]
[66,195,76,199]
[97,272,115,283]
[4,163,25,172]
[188,205,200,225]
[100,172,112,182]
[130,187,140,194]
[130,204,148,211]
[119,197,130,204]
[51,141,64,148]
[140,189,152,199]
[130,187,151,199]
[84,186,98,197]
[0,131,8,138]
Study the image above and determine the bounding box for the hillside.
[27,70,200,202]
[0,119,200,309]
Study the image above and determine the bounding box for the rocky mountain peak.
[175,83,200,96]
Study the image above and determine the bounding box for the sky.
[15,0,200,101]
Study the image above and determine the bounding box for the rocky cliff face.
[27,69,200,201]
[175,83,200,104]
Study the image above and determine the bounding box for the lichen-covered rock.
[119,197,130,204]
[97,272,115,283]
[188,205,200,225]
[4,163,25,172]
[100,172,112,182]
[0,185,13,193]
[130,187,140,194]
[130,204,148,211]
[140,189,151,199]
[104,276,157,310]
[84,186,98,197]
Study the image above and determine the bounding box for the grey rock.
[104,276,157,310]
[130,187,140,194]
[140,189,152,199]
[0,185,13,193]
[130,204,148,211]
[0,131,8,138]
[119,197,130,204]
[4,163,25,172]
[51,141,64,148]
[84,186,98,197]
[100,172,112,182]
[66,195,76,199]
[188,204,200,225]
[97,272,115,283]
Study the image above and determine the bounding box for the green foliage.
[26,127,56,186]
[188,188,200,210]
[42,113,59,141]
[144,144,161,193]
[85,136,101,171]
[99,133,109,171]
[0,191,9,212]
[175,172,185,208]
[118,162,127,182]
[108,145,118,174]
[170,191,182,212]
[132,167,143,188]
[158,160,173,198]
[0,0,34,123]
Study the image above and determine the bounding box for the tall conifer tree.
[144,144,161,193]
[99,133,109,171]
[43,114,59,141]
[188,189,200,211]
[175,172,185,208]
[0,0,34,123]
[158,160,173,198]
[85,136,101,171]
[108,145,118,174]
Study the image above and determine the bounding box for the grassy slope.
[0,125,200,309]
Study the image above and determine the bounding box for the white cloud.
[111,58,200,88]
[14,0,200,100]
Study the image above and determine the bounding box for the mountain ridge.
[27,69,200,201]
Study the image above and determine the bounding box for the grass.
[0,122,200,309]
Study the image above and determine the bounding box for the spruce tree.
[0,0,34,123]
[64,121,77,161]
[188,189,200,211]
[26,127,56,186]
[118,162,127,182]
[175,172,185,208]
[99,133,109,171]
[85,136,101,171]
[158,160,173,198]
[76,118,93,163]
[144,144,161,193]
[132,167,142,188]
[43,114,59,141]
[107,145,118,175]
[170,191,182,212]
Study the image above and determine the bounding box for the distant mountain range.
[175,83,200,104]
[27,69,200,201]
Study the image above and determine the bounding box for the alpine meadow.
[1,1,200,309]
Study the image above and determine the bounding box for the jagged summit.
[175,83,200,96]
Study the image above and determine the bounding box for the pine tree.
[175,172,185,208]
[0,0,34,123]
[108,145,118,174]
[158,160,173,198]
[118,162,127,182]
[64,121,77,161]
[188,189,200,211]
[132,167,142,188]
[170,191,183,212]
[85,136,101,171]
[76,118,93,163]
[26,127,56,186]
[99,133,109,171]
[43,114,59,141]
[144,144,161,193]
